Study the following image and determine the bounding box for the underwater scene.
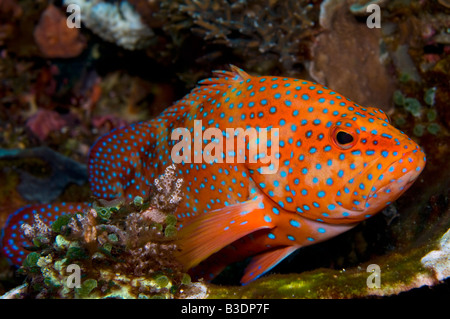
[0,0,449,299]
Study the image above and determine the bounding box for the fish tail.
[1,202,90,266]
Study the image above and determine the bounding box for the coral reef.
[1,164,207,299]
[160,0,320,75]
[0,0,449,299]
[33,4,86,58]
[63,0,154,50]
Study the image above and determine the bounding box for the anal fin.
[241,245,299,285]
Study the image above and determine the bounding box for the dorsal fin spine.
[198,65,250,88]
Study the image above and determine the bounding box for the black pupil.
[336,131,354,144]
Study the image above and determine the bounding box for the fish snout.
[367,146,426,209]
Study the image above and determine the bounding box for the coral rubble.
[2,164,206,299]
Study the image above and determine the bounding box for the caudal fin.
[1,202,90,266]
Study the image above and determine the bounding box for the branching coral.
[9,164,206,299]
[161,0,321,74]
[150,163,183,211]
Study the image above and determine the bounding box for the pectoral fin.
[175,195,275,270]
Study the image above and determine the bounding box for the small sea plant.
[392,88,441,137]
[15,164,205,299]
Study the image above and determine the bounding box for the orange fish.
[1,66,426,284]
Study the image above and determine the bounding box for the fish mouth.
[340,149,426,213]
[367,164,421,203]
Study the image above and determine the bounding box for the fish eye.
[330,126,358,150]
[336,131,354,145]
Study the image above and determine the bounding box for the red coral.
[33,4,86,58]
[26,109,67,141]
[91,115,128,135]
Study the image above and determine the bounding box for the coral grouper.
[1,66,426,284]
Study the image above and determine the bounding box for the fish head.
[324,105,426,222]
[244,79,425,224]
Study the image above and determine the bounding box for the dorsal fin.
[196,64,250,88]
[163,65,251,119]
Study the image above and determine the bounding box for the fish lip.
[367,169,417,199]
[364,150,425,205]
[338,149,425,212]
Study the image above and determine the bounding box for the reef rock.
[0,0,23,45]
[26,109,68,141]
[309,0,395,111]
[33,4,86,58]
[421,228,450,281]
[0,147,88,203]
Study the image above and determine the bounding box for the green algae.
[413,124,425,137]
[51,214,73,233]
[133,196,144,207]
[164,225,177,238]
[427,123,441,135]
[205,245,436,299]
[393,90,405,106]
[22,252,40,273]
[426,109,437,122]
[75,279,98,298]
[6,166,202,299]
[165,214,177,226]
[424,87,437,106]
[403,97,422,117]
[181,273,191,286]
[155,275,170,288]
[392,87,444,138]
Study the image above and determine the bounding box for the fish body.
[1,66,426,284]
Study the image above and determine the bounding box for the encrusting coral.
[5,164,206,299]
